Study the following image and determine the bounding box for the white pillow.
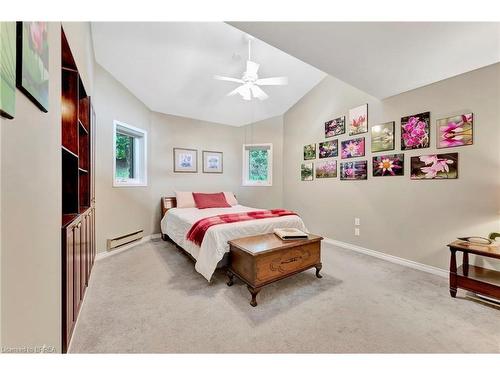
[175,191,196,208]
[223,192,238,206]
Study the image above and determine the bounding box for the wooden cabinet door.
[64,225,74,346]
[80,215,87,291]
[86,211,91,282]
[92,207,96,264]
[73,221,81,314]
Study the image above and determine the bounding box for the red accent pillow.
[192,192,231,209]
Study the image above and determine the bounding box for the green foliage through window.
[248,149,268,181]
[115,133,135,179]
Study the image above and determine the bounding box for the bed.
[160,197,308,281]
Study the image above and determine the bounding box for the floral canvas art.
[410,153,458,180]
[315,160,337,178]
[301,163,314,181]
[318,140,338,158]
[372,154,404,177]
[0,22,16,119]
[436,113,473,149]
[401,112,430,150]
[16,22,49,112]
[348,104,368,135]
[371,122,395,152]
[341,137,365,159]
[325,116,345,137]
[304,144,316,160]
[340,161,367,180]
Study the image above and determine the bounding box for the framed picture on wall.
[372,154,404,177]
[348,104,368,135]
[202,150,223,173]
[325,116,345,137]
[436,113,473,149]
[301,163,314,181]
[16,22,49,112]
[315,160,337,178]
[401,111,430,150]
[173,148,198,173]
[340,160,368,180]
[410,153,458,180]
[318,140,338,158]
[303,143,316,160]
[0,22,17,119]
[371,121,395,152]
[341,137,365,159]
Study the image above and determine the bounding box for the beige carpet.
[69,239,500,353]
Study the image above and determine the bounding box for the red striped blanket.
[186,209,298,246]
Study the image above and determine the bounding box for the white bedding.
[160,205,307,281]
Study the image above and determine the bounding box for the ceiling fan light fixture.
[214,38,288,101]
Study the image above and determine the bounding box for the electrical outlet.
[355,217,360,226]
[355,228,360,236]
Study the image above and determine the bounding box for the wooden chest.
[227,233,323,306]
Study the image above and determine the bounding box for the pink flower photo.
[348,104,368,136]
[437,113,473,149]
[315,160,337,178]
[341,137,365,159]
[340,161,367,180]
[410,153,458,180]
[325,116,345,138]
[401,112,430,150]
[372,154,404,177]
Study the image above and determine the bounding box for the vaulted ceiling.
[230,22,500,99]
[92,22,500,126]
[91,22,326,126]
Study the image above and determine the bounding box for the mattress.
[160,205,307,281]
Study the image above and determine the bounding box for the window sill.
[242,183,273,187]
[113,181,148,188]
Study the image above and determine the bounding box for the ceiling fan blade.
[214,75,244,84]
[227,84,251,100]
[227,86,242,96]
[250,85,269,101]
[246,60,260,76]
[255,76,288,86]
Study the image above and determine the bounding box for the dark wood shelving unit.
[61,27,96,353]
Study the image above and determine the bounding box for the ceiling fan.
[214,37,288,101]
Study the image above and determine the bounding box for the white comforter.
[160,205,307,281]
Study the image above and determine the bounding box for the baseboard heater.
[107,230,144,251]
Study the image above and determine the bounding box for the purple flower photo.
[325,116,345,138]
[319,140,338,158]
[401,112,430,150]
[340,160,367,180]
[410,153,458,179]
[436,113,473,149]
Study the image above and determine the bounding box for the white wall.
[1,22,95,353]
[1,23,62,352]
[94,65,284,252]
[283,63,500,271]
[238,116,284,209]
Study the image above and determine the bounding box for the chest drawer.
[255,242,320,285]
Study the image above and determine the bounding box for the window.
[242,144,273,186]
[113,120,147,187]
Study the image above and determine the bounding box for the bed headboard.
[161,196,177,216]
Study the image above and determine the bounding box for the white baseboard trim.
[322,237,448,278]
[95,233,161,261]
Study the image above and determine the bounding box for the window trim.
[113,120,148,187]
[242,143,273,187]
